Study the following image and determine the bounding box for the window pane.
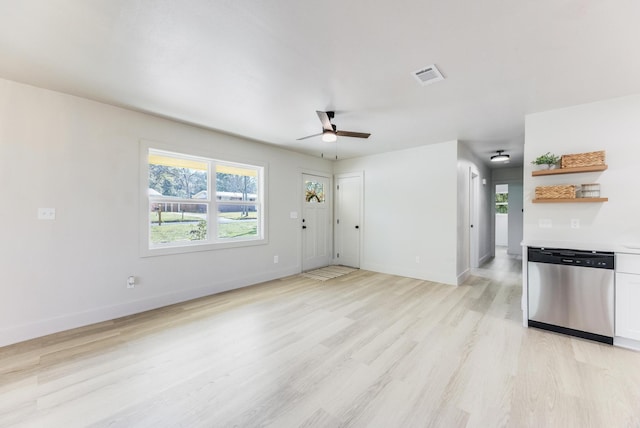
[496,192,508,214]
[217,204,258,239]
[305,180,325,203]
[150,203,208,245]
[149,154,208,199]
[144,144,266,254]
[216,166,257,202]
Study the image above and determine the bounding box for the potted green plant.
[531,152,560,170]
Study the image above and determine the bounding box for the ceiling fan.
[297,111,371,142]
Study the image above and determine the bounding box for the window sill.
[140,237,268,258]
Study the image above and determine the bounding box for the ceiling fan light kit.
[491,150,510,162]
[322,130,337,142]
[297,110,371,142]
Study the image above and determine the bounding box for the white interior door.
[470,171,479,268]
[302,173,331,271]
[335,173,362,268]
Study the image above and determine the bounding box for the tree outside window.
[496,192,508,214]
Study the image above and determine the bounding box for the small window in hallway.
[496,184,508,213]
[495,184,509,248]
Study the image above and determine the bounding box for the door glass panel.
[305,180,325,203]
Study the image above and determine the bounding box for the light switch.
[38,208,56,220]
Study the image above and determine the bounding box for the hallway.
[471,246,522,283]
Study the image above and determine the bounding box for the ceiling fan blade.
[316,111,333,131]
[296,132,323,141]
[335,130,371,139]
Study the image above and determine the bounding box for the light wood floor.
[2,252,640,427]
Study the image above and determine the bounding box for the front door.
[335,173,362,268]
[302,173,331,271]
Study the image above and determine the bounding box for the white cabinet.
[616,254,640,341]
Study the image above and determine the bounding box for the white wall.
[496,214,508,246]
[457,143,493,277]
[0,78,332,346]
[507,182,523,254]
[493,167,523,255]
[524,94,640,250]
[334,141,459,285]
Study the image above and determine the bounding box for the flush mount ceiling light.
[322,130,337,142]
[491,150,510,162]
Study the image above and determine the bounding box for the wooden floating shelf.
[532,197,608,203]
[532,165,608,176]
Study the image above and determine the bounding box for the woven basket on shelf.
[561,150,605,168]
[535,185,576,199]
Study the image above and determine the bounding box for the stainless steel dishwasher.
[527,247,615,344]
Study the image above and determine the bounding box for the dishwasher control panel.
[528,247,614,270]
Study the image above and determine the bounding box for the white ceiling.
[1,1,639,167]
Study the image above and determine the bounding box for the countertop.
[522,240,640,255]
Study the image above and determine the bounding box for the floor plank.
[1,249,639,427]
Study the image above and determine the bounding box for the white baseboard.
[478,253,492,266]
[456,268,470,286]
[361,262,458,286]
[614,336,640,352]
[0,266,299,348]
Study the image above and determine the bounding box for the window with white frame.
[144,146,265,254]
[495,184,508,214]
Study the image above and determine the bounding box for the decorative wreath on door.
[305,190,321,202]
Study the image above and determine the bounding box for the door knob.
[302,225,307,229]
[355,225,359,229]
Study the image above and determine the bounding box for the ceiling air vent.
[412,64,445,86]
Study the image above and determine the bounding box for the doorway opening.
[474,182,522,277]
[495,184,509,253]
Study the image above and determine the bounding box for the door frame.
[300,170,333,272]
[334,171,364,267]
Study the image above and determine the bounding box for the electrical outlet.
[415,256,420,264]
[127,276,136,288]
[273,255,279,264]
[571,219,580,229]
[38,208,56,220]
